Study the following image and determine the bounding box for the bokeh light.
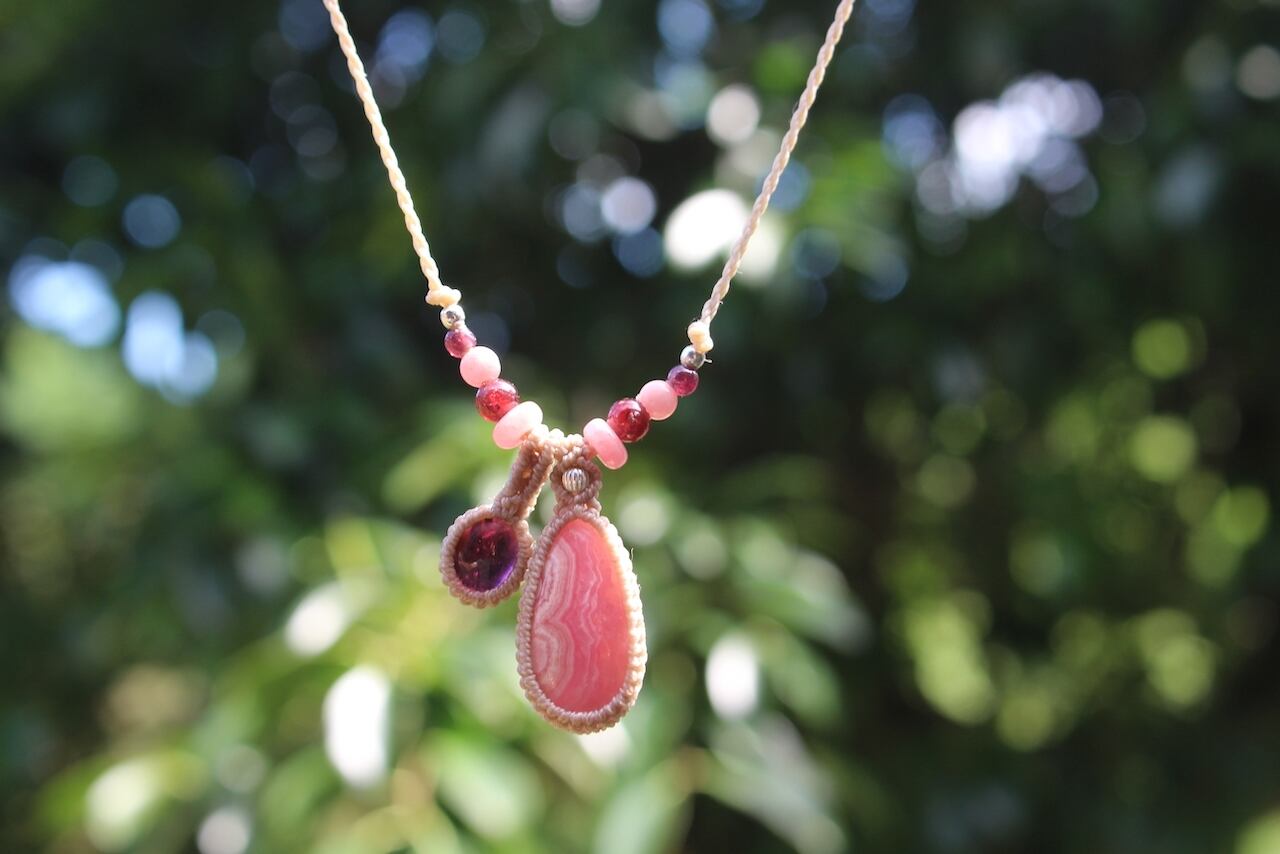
[550,0,600,27]
[8,255,120,346]
[120,291,220,401]
[1236,45,1280,100]
[909,73,1102,219]
[122,195,182,249]
[664,189,747,268]
[600,177,657,234]
[658,0,715,58]
[62,155,118,206]
[278,0,331,52]
[196,807,252,854]
[436,9,485,64]
[376,9,434,85]
[706,634,761,719]
[706,84,761,146]
[323,666,392,788]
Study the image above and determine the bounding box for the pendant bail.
[548,433,603,510]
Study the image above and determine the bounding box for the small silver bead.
[562,468,588,494]
[440,304,466,329]
[680,345,706,370]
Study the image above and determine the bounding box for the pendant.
[440,431,647,732]
[516,437,647,733]
[438,428,558,607]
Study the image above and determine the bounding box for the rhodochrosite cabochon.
[517,447,647,733]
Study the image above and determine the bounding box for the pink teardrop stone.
[529,519,631,713]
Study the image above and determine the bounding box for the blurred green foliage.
[2,0,1280,852]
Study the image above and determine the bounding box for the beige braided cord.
[321,0,460,307]
[322,0,855,328]
[689,0,857,352]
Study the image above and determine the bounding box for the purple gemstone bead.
[454,518,519,591]
[444,325,477,358]
[666,365,699,396]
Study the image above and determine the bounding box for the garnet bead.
[454,517,520,592]
[476,379,520,422]
[607,398,650,443]
[666,365,699,397]
[444,325,477,358]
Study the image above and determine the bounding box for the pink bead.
[460,346,501,388]
[584,418,628,470]
[637,380,678,420]
[493,401,543,449]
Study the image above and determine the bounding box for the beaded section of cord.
[322,0,857,462]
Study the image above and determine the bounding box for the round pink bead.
[637,380,678,420]
[493,401,543,449]
[584,418,628,470]
[460,346,501,388]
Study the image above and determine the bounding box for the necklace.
[323,0,855,733]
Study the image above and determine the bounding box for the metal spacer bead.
[562,468,589,494]
[680,345,707,370]
[440,304,466,329]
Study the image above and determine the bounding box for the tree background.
[2,0,1279,851]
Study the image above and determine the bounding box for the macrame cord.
[321,0,857,342]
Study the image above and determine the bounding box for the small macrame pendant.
[439,431,647,732]
[438,428,559,607]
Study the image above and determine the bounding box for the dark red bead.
[476,379,520,422]
[444,325,477,358]
[666,365,699,397]
[607,398,651,443]
[454,517,520,591]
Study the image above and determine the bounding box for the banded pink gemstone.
[529,519,631,713]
